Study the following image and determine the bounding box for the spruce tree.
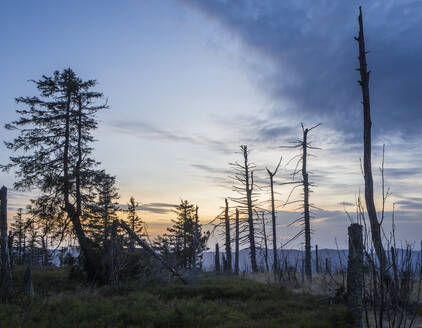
[156,200,209,269]
[84,171,119,247]
[2,68,108,280]
[126,196,143,235]
[10,208,25,265]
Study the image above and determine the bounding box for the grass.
[0,267,350,328]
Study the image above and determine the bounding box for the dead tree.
[301,124,318,281]
[355,6,387,272]
[229,145,258,272]
[0,186,13,296]
[347,224,364,328]
[215,243,220,273]
[257,210,269,272]
[266,156,282,272]
[224,199,232,273]
[284,124,320,281]
[234,208,240,275]
[315,244,320,274]
[325,257,331,274]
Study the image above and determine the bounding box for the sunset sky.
[1,0,422,249]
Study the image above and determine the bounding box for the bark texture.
[347,223,364,328]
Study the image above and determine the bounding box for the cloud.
[338,201,355,207]
[385,167,422,179]
[111,120,233,154]
[181,0,422,138]
[119,202,177,214]
[191,164,231,175]
[395,198,422,210]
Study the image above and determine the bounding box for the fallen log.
[117,220,187,284]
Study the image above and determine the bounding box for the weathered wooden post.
[347,223,364,328]
[0,186,13,296]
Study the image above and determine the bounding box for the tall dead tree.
[224,199,232,272]
[234,208,240,275]
[266,156,282,271]
[283,125,320,280]
[355,6,387,271]
[0,186,13,296]
[300,124,320,280]
[230,145,258,272]
[302,125,312,280]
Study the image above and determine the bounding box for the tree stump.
[347,223,363,328]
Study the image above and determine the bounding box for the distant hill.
[45,246,421,273]
[201,248,421,273]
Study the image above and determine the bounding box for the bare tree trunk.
[8,232,13,267]
[0,186,13,296]
[302,127,312,281]
[242,146,258,272]
[235,208,240,275]
[260,212,269,272]
[270,173,277,272]
[224,199,232,273]
[266,156,281,272]
[215,243,220,273]
[347,223,363,328]
[356,6,387,271]
[315,244,320,274]
[262,217,270,272]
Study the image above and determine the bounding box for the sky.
[1,0,422,249]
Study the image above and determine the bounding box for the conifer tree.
[2,69,108,280]
[156,200,209,269]
[10,208,26,265]
[126,196,143,235]
[84,171,119,247]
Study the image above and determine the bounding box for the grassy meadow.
[0,266,350,328]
